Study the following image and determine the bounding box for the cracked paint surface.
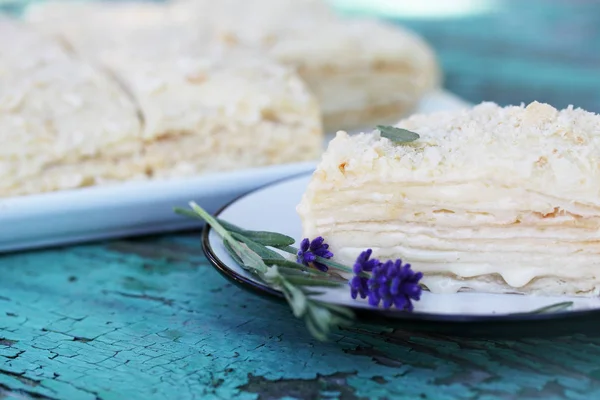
[1,233,600,400]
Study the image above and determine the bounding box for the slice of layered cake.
[26,0,440,133]
[24,1,323,178]
[298,102,600,296]
[1,17,322,196]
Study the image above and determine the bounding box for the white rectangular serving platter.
[0,90,470,252]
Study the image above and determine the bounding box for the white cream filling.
[299,182,600,294]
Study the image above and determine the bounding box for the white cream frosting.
[298,102,600,296]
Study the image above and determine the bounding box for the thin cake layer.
[297,102,600,296]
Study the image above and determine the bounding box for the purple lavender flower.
[349,249,380,299]
[353,249,381,274]
[368,259,423,311]
[349,276,369,299]
[349,249,423,311]
[297,237,333,272]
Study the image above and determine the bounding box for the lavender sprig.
[176,204,421,340]
[175,203,353,341]
[178,202,425,311]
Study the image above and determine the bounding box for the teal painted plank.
[389,0,600,111]
[2,235,600,399]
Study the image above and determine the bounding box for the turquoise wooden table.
[2,1,600,399]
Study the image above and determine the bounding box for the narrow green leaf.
[304,300,354,341]
[264,263,340,281]
[266,267,327,280]
[316,309,351,329]
[304,313,329,342]
[307,306,333,336]
[302,289,328,297]
[188,202,233,241]
[285,276,345,287]
[217,219,295,247]
[174,207,203,220]
[528,301,574,314]
[328,314,354,328]
[239,231,295,247]
[262,258,330,276]
[276,245,298,254]
[282,281,308,318]
[216,219,247,234]
[230,240,268,274]
[231,232,285,260]
[271,266,316,278]
[315,256,353,273]
[262,258,308,269]
[377,125,420,143]
[223,240,243,265]
[320,303,356,320]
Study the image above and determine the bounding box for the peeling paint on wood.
[2,234,600,399]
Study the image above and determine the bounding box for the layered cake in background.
[298,101,600,296]
[0,18,322,196]
[25,0,440,132]
[0,0,441,197]
[174,0,440,131]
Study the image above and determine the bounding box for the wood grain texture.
[2,0,600,399]
[2,234,600,400]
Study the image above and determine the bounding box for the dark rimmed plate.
[202,174,600,337]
